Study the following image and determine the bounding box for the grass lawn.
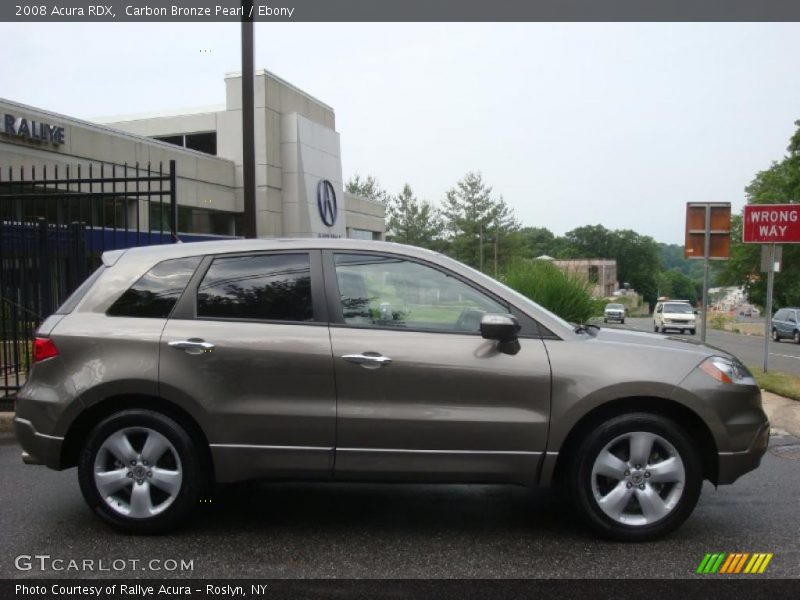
[748,367,800,402]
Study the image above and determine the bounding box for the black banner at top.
[2,0,800,22]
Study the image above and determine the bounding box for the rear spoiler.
[101,249,128,267]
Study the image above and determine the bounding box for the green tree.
[345,174,389,204]
[718,120,800,309]
[386,184,445,249]
[440,172,522,272]
[519,226,557,258]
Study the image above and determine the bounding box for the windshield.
[664,303,693,314]
[606,304,624,310]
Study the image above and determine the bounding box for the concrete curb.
[0,411,13,434]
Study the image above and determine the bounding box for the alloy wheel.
[93,427,183,519]
[590,431,685,527]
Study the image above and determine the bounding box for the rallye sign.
[3,113,65,145]
[743,204,800,243]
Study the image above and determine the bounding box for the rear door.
[325,251,552,485]
[159,250,336,482]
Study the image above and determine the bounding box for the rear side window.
[107,256,202,318]
[197,253,313,322]
[775,309,786,320]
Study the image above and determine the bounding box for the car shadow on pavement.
[195,482,586,537]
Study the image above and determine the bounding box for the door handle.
[168,339,215,354]
[342,353,392,369]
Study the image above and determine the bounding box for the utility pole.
[700,204,711,343]
[241,0,257,238]
[763,244,776,372]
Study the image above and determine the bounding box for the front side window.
[334,253,507,333]
[108,256,202,318]
[197,253,313,322]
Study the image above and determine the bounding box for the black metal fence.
[0,160,178,396]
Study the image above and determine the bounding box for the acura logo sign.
[316,179,338,227]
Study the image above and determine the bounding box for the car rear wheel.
[78,409,206,533]
[772,329,780,342]
[689,329,696,335]
[569,413,702,542]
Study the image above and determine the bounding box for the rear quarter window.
[55,265,106,314]
[107,256,202,318]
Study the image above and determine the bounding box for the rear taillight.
[33,337,59,362]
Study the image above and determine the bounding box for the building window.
[348,228,381,241]
[152,132,217,156]
[588,265,599,284]
[185,132,216,155]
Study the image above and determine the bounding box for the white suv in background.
[654,301,696,335]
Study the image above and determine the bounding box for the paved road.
[1,432,799,579]
[618,317,800,375]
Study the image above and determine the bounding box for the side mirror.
[480,313,521,342]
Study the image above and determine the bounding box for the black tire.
[78,409,207,534]
[653,323,658,332]
[689,329,696,335]
[604,318,608,323]
[794,331,800,345]
[568,413,703,542]
[772,329,779,342]
[621,319,625,324]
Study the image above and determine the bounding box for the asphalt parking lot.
[2,430,799,579]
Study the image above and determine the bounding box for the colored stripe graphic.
[719,554,736,573]
[697,552,772,575]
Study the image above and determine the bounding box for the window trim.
[170,249,327,325]
[321,249,554,339]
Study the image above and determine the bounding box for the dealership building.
[0,69,385,240]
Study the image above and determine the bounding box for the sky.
[1,22,798,244]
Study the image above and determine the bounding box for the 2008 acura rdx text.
[14,239,769,541]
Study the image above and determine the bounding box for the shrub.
[502,259,598,324]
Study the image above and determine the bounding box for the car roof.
[102,238,440,265]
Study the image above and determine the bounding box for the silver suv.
[14,239,769,541]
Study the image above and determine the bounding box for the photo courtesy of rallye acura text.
[14,239,769,541]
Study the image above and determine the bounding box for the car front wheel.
[772,329,779,342]
[78,409,206,533]
[794,331,800,345]
[569,413,702,542]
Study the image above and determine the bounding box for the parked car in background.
[604,303,626,323]
[772,307,800,344]
[14,240,768,541]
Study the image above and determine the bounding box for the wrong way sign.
[743,204,800,243]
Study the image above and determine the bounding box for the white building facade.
[0,69,385,240]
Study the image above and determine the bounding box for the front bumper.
[14,417,64,469]
[717,420,770,484]
[662,322,696,330]
[604,313,624,321]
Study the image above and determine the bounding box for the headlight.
[699,356,756,385]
